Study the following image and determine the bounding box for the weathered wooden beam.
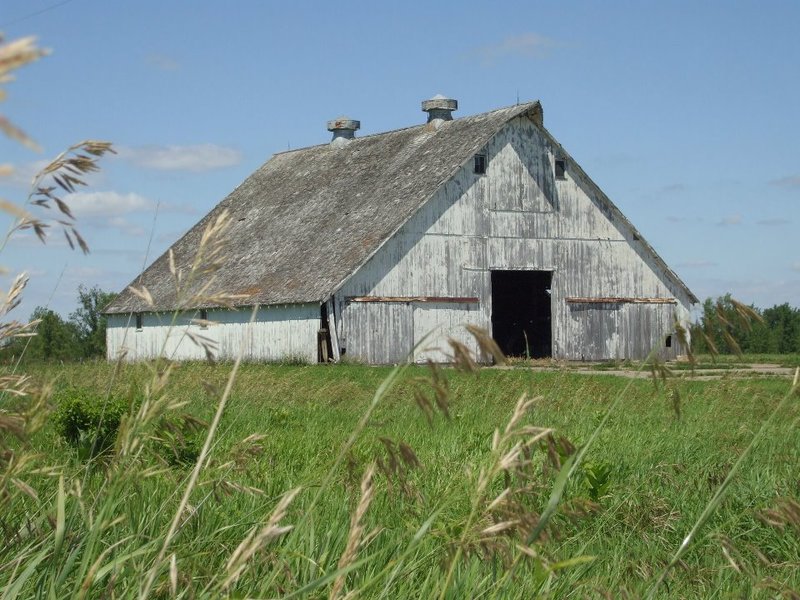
[565,297,677,305]
[347,296,479,304]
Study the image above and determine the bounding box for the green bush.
[53,388,129,459]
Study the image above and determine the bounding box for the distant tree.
[22,307,80,360]
[692,295,800,355]
[692,295,760,354]
[762,303,800,354]
[69,285,117,358]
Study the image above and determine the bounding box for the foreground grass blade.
[526,454,576,545]
[1,547,49,600]
[647,367,800,598]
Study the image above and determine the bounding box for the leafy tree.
[22,307,80,360]
[762,303,800,354]
[69,285,118,358]
[692,295,800,355]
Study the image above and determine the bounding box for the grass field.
[2,359,799,598]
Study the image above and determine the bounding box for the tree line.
[691,294,800,355]
[2,285,117,361]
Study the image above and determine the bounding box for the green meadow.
[2,360,799,598]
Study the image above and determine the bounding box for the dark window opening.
[665,335,672,348]
[491,270,552,359]
[199,308,208,329]
[318,303,334,363]
[135,313,143,331]
[474,154,486,174]
[555,159,566,179]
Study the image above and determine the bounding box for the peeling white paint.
[107,304,319,362]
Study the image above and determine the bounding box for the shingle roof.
[105,101,696,314]
[105,103,542,313]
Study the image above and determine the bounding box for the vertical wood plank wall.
[338,116,693,363]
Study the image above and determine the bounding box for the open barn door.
[491,270,552,358]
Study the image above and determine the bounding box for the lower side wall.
[106,300,686,365]
[337,298,685,364]
[106,304,320,363]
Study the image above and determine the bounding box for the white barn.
[104,97,696,363]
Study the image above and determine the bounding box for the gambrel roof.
[105,102,696,314]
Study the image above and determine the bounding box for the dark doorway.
[491,270,552,358]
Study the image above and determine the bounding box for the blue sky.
[1,0,798,319]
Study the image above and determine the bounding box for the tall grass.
[1,359,798,598]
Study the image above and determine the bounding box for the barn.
[104,97,697,363]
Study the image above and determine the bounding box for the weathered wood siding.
[106,304,319,362]
[337,116,693,362]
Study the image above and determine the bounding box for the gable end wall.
[337,116,693,362]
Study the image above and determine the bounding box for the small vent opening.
[555,159,566,179]
[665,335,672,348]
[474,154,486,174]
[135,313,143,331]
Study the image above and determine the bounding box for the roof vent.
[422,94,457,128]
[327,116,360,147]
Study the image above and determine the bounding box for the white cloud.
[118,144,242,172]
[65,191,155,218]
[0,159,51,188]
[717,214,742,226]
[770,175,800,188]
[475,33,557,65]
[107,216,147,237]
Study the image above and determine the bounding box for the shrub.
[155,414,207,467]
[53,388,129,459]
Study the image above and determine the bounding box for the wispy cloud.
[770,175,800,188]
[677,260,717,268]
[107,216,147,237]
[717,214,742,226]
[756,217,790,226]
[666,215,704,223]
[146,53,180,71]
[0,157,107,190]
[475,33,557,65]
[66,191,155,218]
[118,144,242,172]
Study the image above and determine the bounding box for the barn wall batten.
[337,116,692,362]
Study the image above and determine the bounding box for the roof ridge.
[274,101,540,156]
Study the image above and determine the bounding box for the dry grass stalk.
[222,487,300,590]
[447,338,478,373]
[376,437,420,501]
[465,324,507,365]
[0,35,49,151]
[757,497,800,533]
[330,463,376,600]
[6,140,115,255]
[439,393,558,596]
[412,360,451,425]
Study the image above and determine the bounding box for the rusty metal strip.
[347,296,480,304]
[565,297,677,305]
